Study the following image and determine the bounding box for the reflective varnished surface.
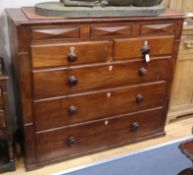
[6,8,184,170]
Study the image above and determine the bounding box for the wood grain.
[114,36,174,59]
[6,8,184,170]
[34,82,166,130]
[33,58,170,99]
[32,27,81,40]
[31,40,112,68]
[36,108,164,162]
[0,58,15,172]
[168,24,193,122]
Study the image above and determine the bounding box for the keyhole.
[144,40,150,50]
[107,92,111,98]
[108,65,113,71]
[70,47,75,53]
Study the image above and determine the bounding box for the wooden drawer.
[34,81,167,130]
[36,107,163,162]
[179,35,193,55]
[33,57,170,99]
[114,36,174,60]
[31,41,112,68]
[90,23,131,39]
[32,26,81,40]
[140,23,174,36]
[0,110,5,128]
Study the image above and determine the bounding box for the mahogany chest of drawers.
[6,8,184,170]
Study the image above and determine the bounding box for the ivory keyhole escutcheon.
[105,120,109,125]
[70,46,75,53]
[108,65,113,71]
[107,92,111,98]
[68,47,77,62]
[106,60,113,72]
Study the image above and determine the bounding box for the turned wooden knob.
[67,136,77,145]
[139,67,147,76]
[131,122,140,131]
[136,94,144,103]
[141,47,150,55]
[67,52,77,62]
[68,76,78,87]
[68,105,77,116]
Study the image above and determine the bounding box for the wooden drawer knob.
[131,122,140,131]
[68,76,78,87]
[67,47,77,62]
[136,94,144,103]
[67,52,77,62]
[139,67,147,76]
[68,105,77,116]
[67,136,77,145]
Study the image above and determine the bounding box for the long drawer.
[36,107,164,162]
[33,57,171,99]
[34,81,167,131]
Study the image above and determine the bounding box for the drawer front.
[140,23,174,36]
[33,58,170,99]
[32,26,81,40]
[0,110,5,128]
[179,35,193,55]
[90,23,131,39]
[31,41,112,68]
[114,36,174,60]
[34,82,167,130]
[36,108,163,162]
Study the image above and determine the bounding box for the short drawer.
[31,41,112,68]
[33,57,170,99]
[36,108,163,162]
[32,26,81,40]
[114,36,174,60]
[90,23,131,39]
[140,23,174,36]
[0,110,5,128]
[34,82,167,130]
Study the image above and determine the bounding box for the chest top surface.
[6,7,184,26]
